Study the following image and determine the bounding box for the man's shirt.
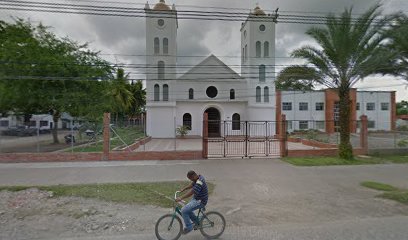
[192,175,208,205]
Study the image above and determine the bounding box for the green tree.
[275,66,315,91]
[397,100,408,115]
[277,5,397,159]
[386,14,408,80]
[108,68,135,124]
[0,19,113,143]
[128,79,146,117]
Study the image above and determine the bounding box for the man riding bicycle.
[176,170,208,235]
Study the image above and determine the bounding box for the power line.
[0,0,392,25]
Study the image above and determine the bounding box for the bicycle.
[155,191,226,240]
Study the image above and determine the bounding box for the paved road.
[1,159,408,239]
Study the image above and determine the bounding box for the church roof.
[153,0,171,11]
[178,55,244,81]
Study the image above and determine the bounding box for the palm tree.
[109,68,135,124]
[386,14,408,80]
[277,4,396,159]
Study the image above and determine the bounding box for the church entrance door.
[204,107,221,137]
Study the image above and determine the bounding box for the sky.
[1,0,407,101]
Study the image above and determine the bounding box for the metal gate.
[204,120,282,158]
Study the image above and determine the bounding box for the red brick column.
[360,115,368,155]
[102,112,110,161]
[276,90,282,135]
[279,114,287,157]
[202,113,208,158]
[391,91,396,131]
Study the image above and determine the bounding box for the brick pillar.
[279,114,287,157]
[102,112,110,161]
[360,115,368,155]
[276,90,282,135]
[202,113,208,158]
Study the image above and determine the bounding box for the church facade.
[144,0,396,138]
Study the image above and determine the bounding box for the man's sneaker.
[182,228,192,235]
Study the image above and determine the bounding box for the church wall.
[176,102,247,136]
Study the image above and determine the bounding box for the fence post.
[102,112,110,161]
[279,114,287,157]
[360,115,368,155]
[202,113,208,158]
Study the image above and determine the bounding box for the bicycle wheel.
[199,211,226,239]
[155,214,183,240]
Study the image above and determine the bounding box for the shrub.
[176,125,190,137]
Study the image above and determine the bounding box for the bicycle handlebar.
[174,191,186,204]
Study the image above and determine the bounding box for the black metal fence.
[205,120,281,158]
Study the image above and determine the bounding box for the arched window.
[230,89,235,100]
[256,86,261,103]
[163,84,169,101]
[256,41,261,57]
[163,38,168,54]
[183,113,192,130]
[154,84,160,101]
[264,41,269,57]
[232,113,240,130]
[259,64,266,82]
[189,88,194,99]
[158,61,165,80]
[154,37,160,54]
[264,86,269,102]
[242,48,244,63]
[245,44,248,60]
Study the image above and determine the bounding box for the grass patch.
[360,181,400,191]
[69,127,145,152]
[361,181,408,205]
[283,154,408,166]
[282,156,385,166]
[0,182,215,208]
[380,191,408,205]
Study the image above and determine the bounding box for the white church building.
[144,0,396,138]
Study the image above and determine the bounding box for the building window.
[315,121,325,130]
[188,88,194,99]
[256,41,261,57]
[242,48,244,63]
[366,102,375,111]
[158,61,165,80]
[299,102,308,111]
[183,113,192,130]
[206,86,218,98]
[259,65,265,82]
[256,86,261,103]
[230,89,235,100]
[245,44,248,60]
[163,38,168,54]
[264,41,269,57]
[315,102,324,111]
[154,84,160,101]
[40,121,48,127]
[356,102,360,111]
[299,121,308,130]
[259,24,266,31]
[381,102,389,111]
[368,120,375,129]
[0,120,9,127]
[154,37,160,54]
[286,121,293,130]
[163,84,169,101]
[264,86,269,102]
[232,113,240,130]
[158,19,164,26]
[282,102,292,111]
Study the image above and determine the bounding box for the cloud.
[0,0,407,100]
